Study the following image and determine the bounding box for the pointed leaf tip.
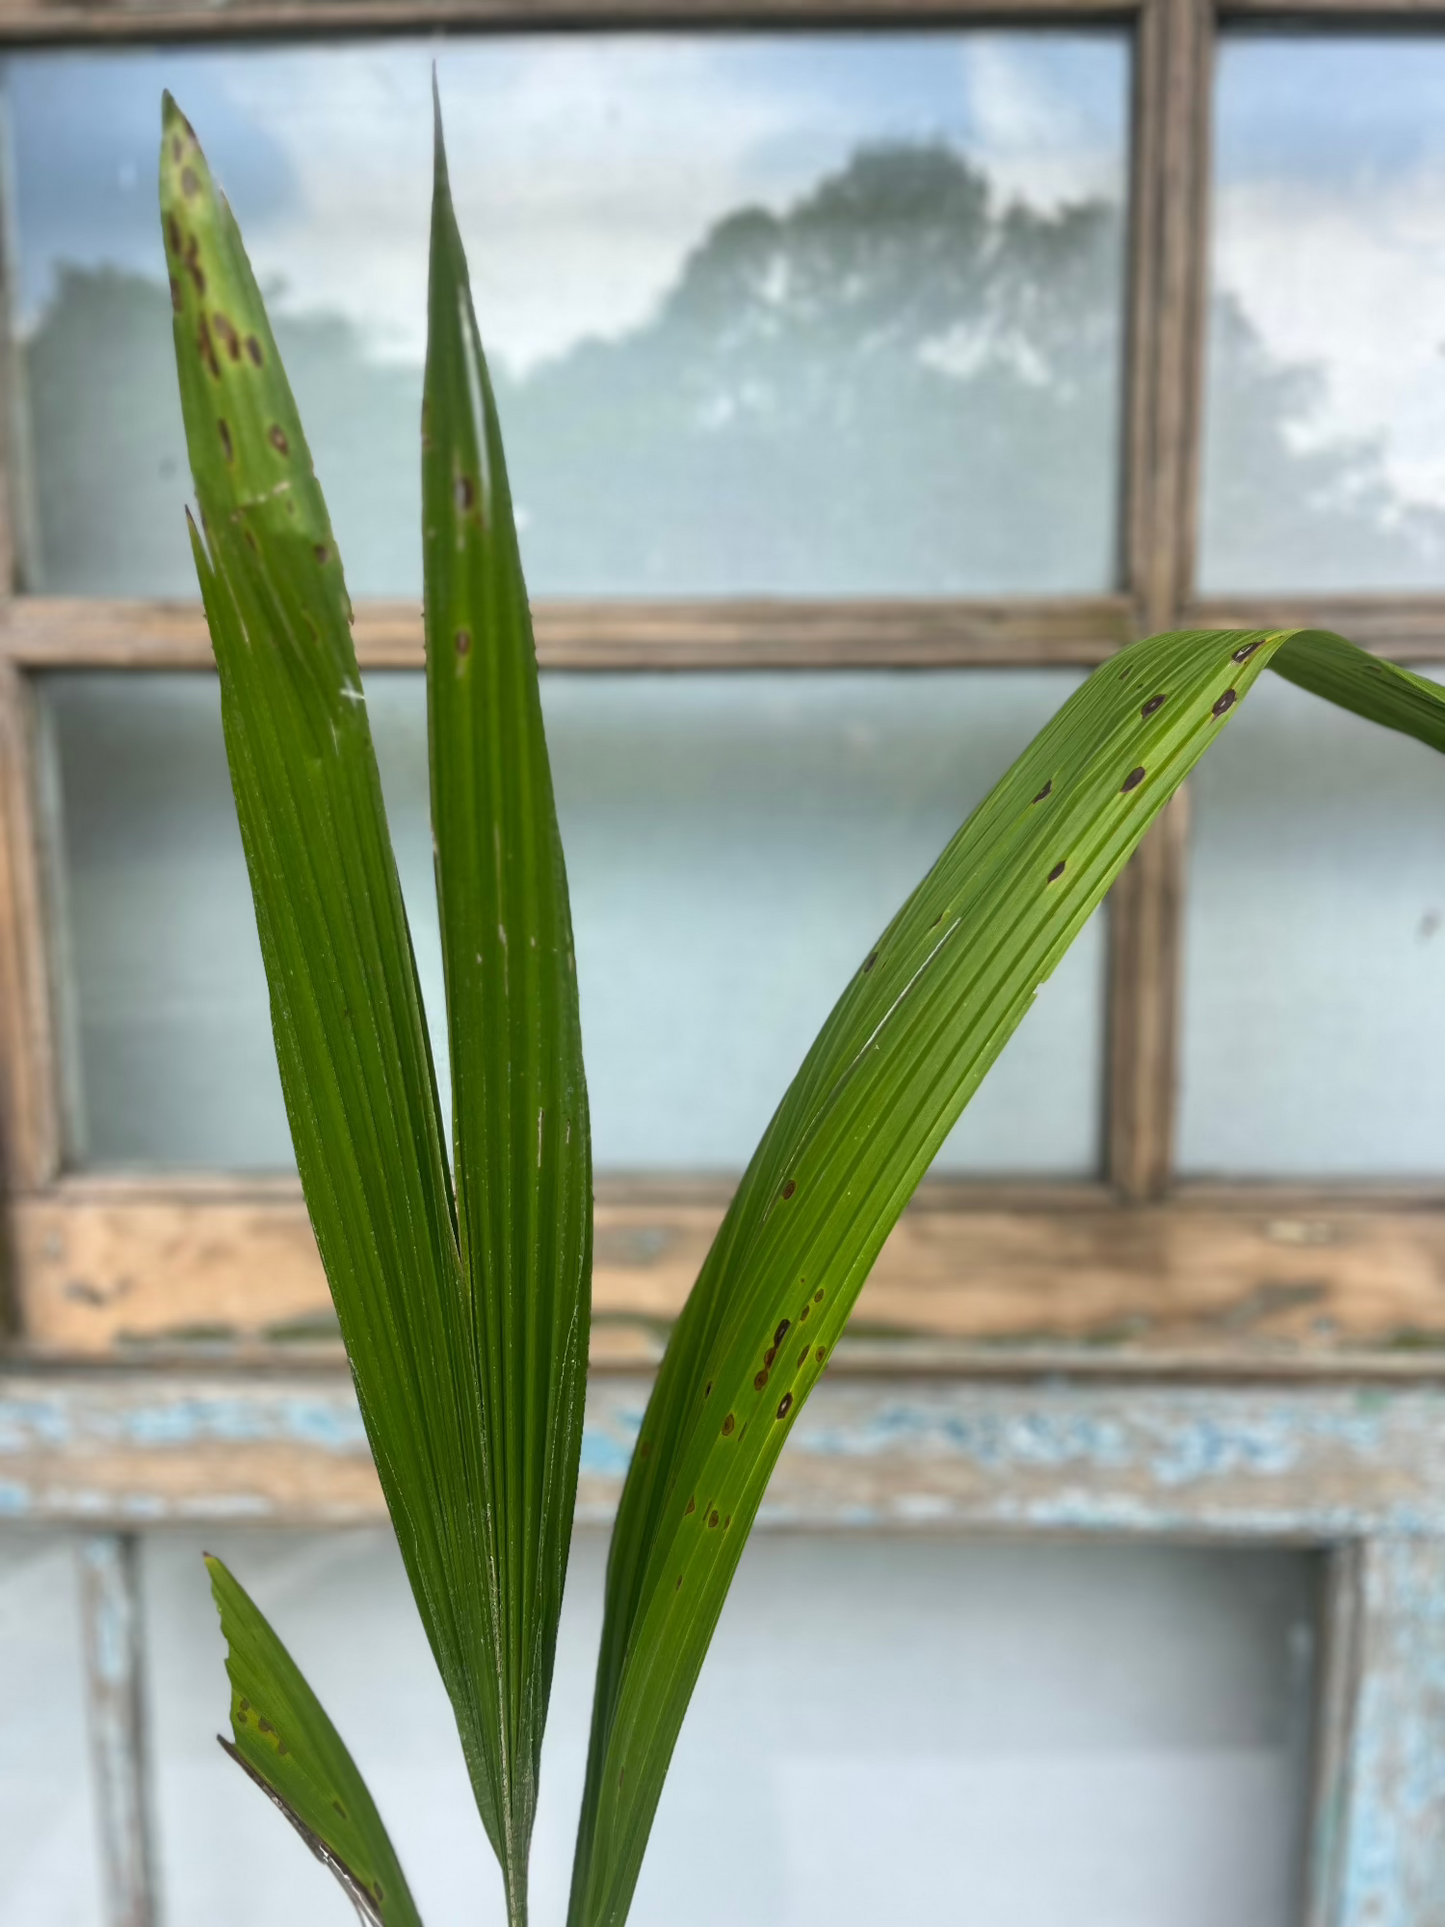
[207,1557,422,1926]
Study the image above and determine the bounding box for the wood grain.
[1104,0,1213,1203]
[1107,787,1188,1200]
[0,594,1137,672]
[0,662,59,1205]
[0,0,1141,41]
[1191,598,1445,663]
[12,1367,1445,1530]
[18,1178,1445,1364]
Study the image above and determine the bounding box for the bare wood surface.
[1102,0,1213,1204]
[77,1535,159,1927]
[0,594,1137,672]
[0,0,1141,41]
[0,662,59,1204]
[18,1179,1445,1364]
[1124,0,1212,635]
[1107,788,1188,1200]
[12,1367,1445,1530]
[1191,598,1445,662]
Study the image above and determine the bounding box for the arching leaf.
[568,625,1445,1927]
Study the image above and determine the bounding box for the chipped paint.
[2,1370,1444,1919]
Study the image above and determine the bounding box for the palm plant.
[160,87,1445,1927]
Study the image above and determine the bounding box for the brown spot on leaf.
[217,419,233,463]
[754,1369,769,1390]
[1032,779,1052,803]
[1122,766,1146,793]
[1048,860,1066,883]
[268,424,290,456]
[782,1180,796,1200]
[246,336,264,366]
[816,1347,826,1363]
[455,629,472,657]
[774,1319,790,1345]
[1232,639,1263,664]
[776,1393,794,1420]
[722,1413,735,1436]
[455,474,476,512]
[313,544,330,565]
[798,1346,810,1367]
[814,1288,824,1303]
[1212,688,1237,718]
[709,1511,719,1528]
[196,314,219,379]
[863,951,877,972]
[685,1496,695,1514]
[1141,694,1166,718]
[180,166,200,199]
[764,1346,776,1368]
[166,214,182,256]
[213,312,240,361]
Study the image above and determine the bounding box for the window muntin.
[4,33,1130,599]
[1200,33,1445,594]
[1179,665,1445,1177]
[41,668,1105,1177]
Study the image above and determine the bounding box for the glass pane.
[143,1528,1317,1927]
[4,34,1128,597]
[1201,35,1445,592]
[1179,668,1445,1176]
[0,1535,103,1927]
[40,669,1104,1177]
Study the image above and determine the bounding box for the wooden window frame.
[3,9,1445,1927]
[2,0,1445,1364]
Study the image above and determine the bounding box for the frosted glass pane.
[40,669,1104,1176]
[4,34,1128,596]
[142,1529,1316,1927]
[1202,37,1445,591]
[0,1535,103,1927]
[1179,668,1445,1176]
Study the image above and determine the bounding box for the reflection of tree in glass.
[494,142,1124,593]
[22,265,419,595]
[1201,291,1445,591]
[23,138,1437,596]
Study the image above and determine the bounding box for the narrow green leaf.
[569,625,1445,1927]
[162,96,586,1925]
[421,98,592,1907]
[206,1556,423,1927]
[1271,626,1445,755]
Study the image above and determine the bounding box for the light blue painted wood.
[4,1369,1445,1926]
[77,1534,157,1927]
[1332,1537,1445,1927]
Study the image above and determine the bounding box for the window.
[4,6,1445,1927]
